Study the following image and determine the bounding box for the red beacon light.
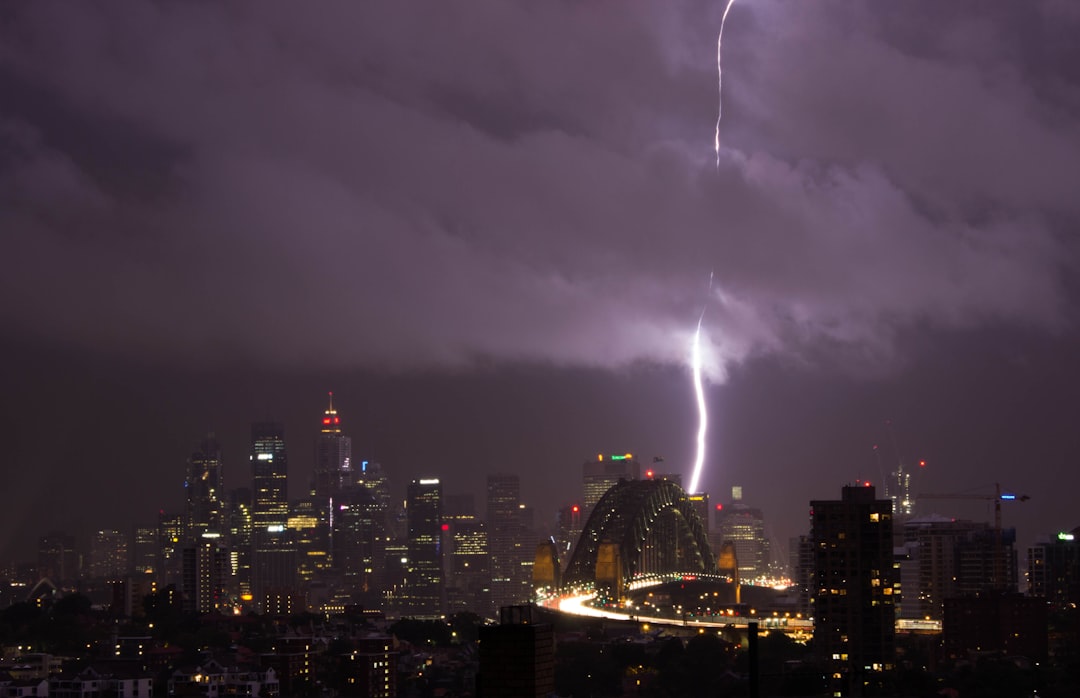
[645,469,654,479]
[571,505,580,513]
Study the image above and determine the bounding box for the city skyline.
[3,1,1080,567]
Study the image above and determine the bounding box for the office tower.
[715,487,771,580]
[289,497,330,585]
[811,485,895,694]
[556,503,583,561]
[582,453,640,517]
[312,392,352,498]
[37,531,79,585]
[332,487,381,605]
[401,478,443,618]
[1029,527,1080,608]
[687,492,710,535]
[181,535,229,613]
[227,488,254,600]
[250,422,297,611]
[252,524,300,614]
[477,605,555,698]
[185,434,225,541]
[157,511,184,586]
[251,422,289,532]
[487,474,533,613]
[445,495,490,615]
[89,529,129,580]
[790,534,814,617]
[131,525,158,576]
[900,516,1019,621]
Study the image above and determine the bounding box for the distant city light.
[1057,532,1074,541]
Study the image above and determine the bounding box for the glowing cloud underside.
[714,0,738,167]
[688,311,709,494]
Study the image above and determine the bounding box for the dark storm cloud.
[2,1,1077,378]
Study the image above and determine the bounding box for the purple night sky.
[2,1,1079,564]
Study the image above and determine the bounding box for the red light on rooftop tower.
[715,503,723,511]
[864,480,872,487]
[919,459,926,467]
[571,505,580,513]
[645,469,654,479]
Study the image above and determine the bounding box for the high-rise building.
[89,529,130,580]
[715,487,770,580]
[289,497,331,585]
[401,478,444,618]
[37,531,79,585]
[227,488,253,600]
[487,474,534,613]
[332,487,382,606]
[582,454,640,517]
[181,535,229,613]
[900,516,1019,621]
[250,423,296,612]
[157,511,184,586]
[186,434,225,541]
[811,485,896,695]
[251,422,289,532]
[1029,527,1080,608]
[445,496,490,616]
[555,503,583,562]
[131,525,158,576]
[313,392,352,498]
[477,605,555,697]
[252,525,300,614]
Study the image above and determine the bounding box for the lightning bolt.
[714,0,738,167]
[688,272,714,495]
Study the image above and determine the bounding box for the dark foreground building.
[477,605,554,697]
[811,484,896,696]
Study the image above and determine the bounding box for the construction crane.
[918,483,1030,591]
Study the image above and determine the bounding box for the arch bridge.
[561,479,715,595]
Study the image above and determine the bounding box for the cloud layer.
[2,1,1077,378]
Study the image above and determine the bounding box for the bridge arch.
[563,479,715,590]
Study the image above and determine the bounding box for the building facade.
[811,485,896,695]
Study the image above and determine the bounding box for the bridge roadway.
[538,573,814,637]
[538,573,940,636]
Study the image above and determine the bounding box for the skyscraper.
[186,434,224,541]
[250,422,296,612]
[487,474,533,613]
[401,478,443,619]
[37,530,79,586]
[811,485,896,695]
[89,529,130,580]
[444,495,490,616]
[715,487,771,580]
[582,453,640,518]
[312,392,352,498]
[251,422,289,532]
